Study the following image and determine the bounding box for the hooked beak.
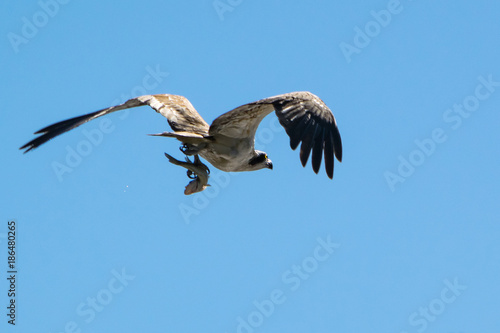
[266,160,273,170]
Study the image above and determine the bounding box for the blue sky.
[1,0,499,332]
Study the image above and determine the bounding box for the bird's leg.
[179,143,200,156]
[164,152,211,195]
[165,153,210,181]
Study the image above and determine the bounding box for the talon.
[179,144,190,154]
[179,143,200,156]
[163,151,210,195]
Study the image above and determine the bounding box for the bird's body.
[199,141,256,172]
[21,91,343,193]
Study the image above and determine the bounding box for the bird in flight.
[20,92,342,194]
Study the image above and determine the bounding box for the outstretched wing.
[20,94,209,153]
[209,91,342,178]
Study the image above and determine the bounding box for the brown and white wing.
[210,91,342,178]
[209,102,275,140]
[20,94,209,153]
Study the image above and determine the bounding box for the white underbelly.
[199,139,255,172]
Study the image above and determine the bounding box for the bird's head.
[248,151,273,171]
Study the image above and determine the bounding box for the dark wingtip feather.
[20,110,103,153]
[19,144,34,154]
[311,128,324,174]
[299,142,311,167]
[287,116,310,150]
[299,120,317,167]
[324,130,335,179]
[332,126,342,162]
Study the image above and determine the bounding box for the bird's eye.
[264,154,268,159]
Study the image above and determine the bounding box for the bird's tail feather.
[148,131,211,145]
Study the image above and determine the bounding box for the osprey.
[20,92,342,194]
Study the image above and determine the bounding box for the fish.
[164,153,211,195]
